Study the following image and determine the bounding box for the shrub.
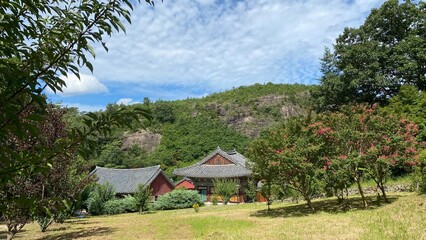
[412,150,426,194]
[103,199,125,215]
[121,195,137,212]
[211,195,218,205]
[86,191,103,215]
[103,195,137,215]
[153,189,203,210]
[134,184,152,213]
[86,183,116,215]
[244,179,258,203]
[213,179,238,205]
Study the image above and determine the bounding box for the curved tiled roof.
[90,165,173,194]
[173,147,252,178]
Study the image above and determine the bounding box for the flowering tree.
[248,116,331,211]
[249,105,420,212]
[321,105,420,205]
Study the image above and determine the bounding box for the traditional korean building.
[173,147,252,203]
[90,165,174,199]
[175,177,196,190]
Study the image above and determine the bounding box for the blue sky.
[46,0,386,112]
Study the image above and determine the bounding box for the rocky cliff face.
[202,94,307,137]
[122,89,310,149]
[121,130,162,153]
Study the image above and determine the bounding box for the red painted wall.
[150,172,174,196]
[176,180,195,190]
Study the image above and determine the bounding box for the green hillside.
[70,83,316,176]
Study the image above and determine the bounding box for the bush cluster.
[86,183,116,215]
[103,195,137,215]
[153,189,203,210]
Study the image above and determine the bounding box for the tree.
[381,85,426,141]
[0,105,95,236]
[213,179,239,205]
[249,116,329,211]
[134,184,152,213]
[320,105,420,205]
[314,0,426,110]
[152,101,176,124]
[259,181,274,211]
[0,0,154,239]
[249,105,420,211]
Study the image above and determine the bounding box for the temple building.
[91,165,174,199]
[173,147,252,203]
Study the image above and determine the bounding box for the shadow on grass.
[0,229,27,239]
[251,195,400,218]
[37,227,116,240]
[65,219,100,225]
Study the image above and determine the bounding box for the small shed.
[175,177,195,190]
[90,165,174,198]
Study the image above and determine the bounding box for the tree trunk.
[378,182,388,203]
[7,222,26,240]
[7,232,16,240]
[344,184,349,200]
[343,184,351,209]
[41,218,55,232]
[267,198,272,211]
[355,175,368,208]
[303,195,314,212]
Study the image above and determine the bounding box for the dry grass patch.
[2,193,425,240]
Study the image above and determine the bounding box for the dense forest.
[65,83,316,176]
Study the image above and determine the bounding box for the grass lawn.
[1,192,426,240]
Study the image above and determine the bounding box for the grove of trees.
[248,105,421,211]
[314,0,426,111]
[249,0,426,211]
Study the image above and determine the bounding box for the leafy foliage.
[244,179,258,203]
[103,195,137,215]
[314,0,426,110]
[134,184,152,213]
[249,105,421,210]
[0,105,96,235]
[412,150,426,194]
[212,179,239,205]
[249,116,328,211]
[153,189,203,210]
[381,85,426,141]
[0,0,155,238]
[86,183,116,215]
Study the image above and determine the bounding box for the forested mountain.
[65,83,315,176]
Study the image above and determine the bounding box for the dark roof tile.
[90,165,173,194]
[173,147,252,178]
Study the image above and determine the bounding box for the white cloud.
[116,98,137,105]
[50,73,108,96]
[89,0,384,93]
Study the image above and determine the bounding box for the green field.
[2,193,426,240]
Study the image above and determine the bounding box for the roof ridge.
[94,165,160,171]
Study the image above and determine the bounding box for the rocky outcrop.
[121,130,161,153]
